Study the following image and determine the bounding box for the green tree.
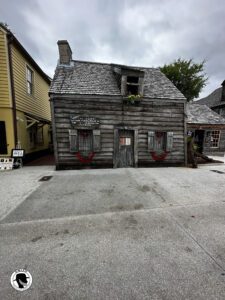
[160,58,208,101]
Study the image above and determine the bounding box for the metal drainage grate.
[39,176,53,182]
[210,170,225,174]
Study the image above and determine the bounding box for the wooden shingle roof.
[187,103,225,125]
[49,60,185,100]
[196,87,224,108]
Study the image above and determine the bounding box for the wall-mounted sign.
[0,158,14,171]
[120,137,131,145]
[11,149,25,158]
[70,115,100,128]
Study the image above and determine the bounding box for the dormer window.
[112,65,144,97]
[126,76,139,95]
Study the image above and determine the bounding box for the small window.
[154,131,167,151]
[78,130,93,152]
[28,125,37,148]
[37,127,44,144]
[69,129,101,153]
[26,66,33,95]
[210,130,220,148]
[28,125,44,148]
[126,76,139,95]
[148,131,173,151]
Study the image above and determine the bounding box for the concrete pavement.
[1,164,225,299]
[0,166,54,221]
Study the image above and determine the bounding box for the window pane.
[155,132,166,151]
[27,67,32,82]
[127,84,139,95]
[27,82,32,94]
[78,130,93,151]
[28,70,31,81]
[210,130,220,148]
[127,76,139,83]
[37,127,44,144]
[26,66,33,94]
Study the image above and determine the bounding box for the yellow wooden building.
[0,23,51,161]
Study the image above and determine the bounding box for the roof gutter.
[7,34,18,147]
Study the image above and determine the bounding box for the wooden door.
[118,130,134,167]
[0,121,7,154]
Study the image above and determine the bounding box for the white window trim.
[25,64,35,96]
[210,130,221,148]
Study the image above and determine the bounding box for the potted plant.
[124,94,142,105]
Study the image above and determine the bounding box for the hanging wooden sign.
[70,115,100,128]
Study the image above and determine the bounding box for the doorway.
[117,129,134,167]
[194,130,205,153]
[0,121,8,154]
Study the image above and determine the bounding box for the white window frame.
[26,65,34,95]
[210,130,221,148]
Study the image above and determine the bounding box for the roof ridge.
[72,59,158,70]
[198,86,222,102]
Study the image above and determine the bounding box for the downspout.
[7,34,18,147]
[184,100,188,166]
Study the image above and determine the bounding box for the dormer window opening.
[126,76,139,95]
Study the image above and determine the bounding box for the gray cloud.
[0,0,224,98]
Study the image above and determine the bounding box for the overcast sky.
[1,0,224,98]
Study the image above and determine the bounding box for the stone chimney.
[57,40,72,65]
[222,80,225,102]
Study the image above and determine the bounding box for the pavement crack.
[167,211,225,273]
[151,186,167,202]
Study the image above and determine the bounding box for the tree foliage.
[160,58,208,101]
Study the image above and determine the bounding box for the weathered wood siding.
[52,95,185,169]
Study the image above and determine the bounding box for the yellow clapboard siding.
[0,24,51,156]
[11,45,51,121]
[0,28,11,107]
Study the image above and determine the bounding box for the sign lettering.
[0,158,14,171]
[11,149,25,158]
[70,116,100,128]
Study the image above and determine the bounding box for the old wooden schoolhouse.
[49,40,187,170]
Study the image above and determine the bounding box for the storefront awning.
[25,113,51,129]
